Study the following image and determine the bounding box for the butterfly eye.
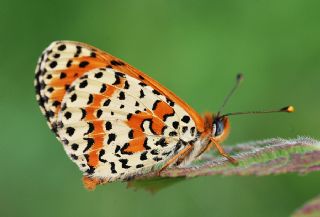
[212,118,224,137]
[212,123,217,136]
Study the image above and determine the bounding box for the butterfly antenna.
[216,73,243,117]
[221,106,294,117]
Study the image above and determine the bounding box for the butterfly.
[35,41,294,190]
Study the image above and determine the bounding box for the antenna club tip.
[281,105,295,113]
[236,73,244,82]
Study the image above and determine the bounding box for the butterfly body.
[35,41,231,189]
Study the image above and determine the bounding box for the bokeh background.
[1,0,320,217]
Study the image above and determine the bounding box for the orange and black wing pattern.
[35,41,203,182]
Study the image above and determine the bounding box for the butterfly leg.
[82,176,109,190]
[195,142,213,158]
[210,138,238,165]
[157,144,193,176]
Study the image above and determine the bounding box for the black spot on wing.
[118,91,125,100]
[181,115,190,123]
[152,89,160,95]
[152,100,161,110]
[66,60,72,67]
[166,98,175,107]
[136,164,144,168]
[153,157,162,162]
[190,127,196,136]
[112,75,121,85]
[53,53,60,58]
[161,126,167,135]
[150,149,159,155]
[138,75,145,80]
[155,138,168,147]
[105,121,112,130]
[49,61,57,68]
[127,113,132,120]
[103,99,111,106]
[96,109,103,118]
[90,52,96,58]
[110,162,117,173]
[79,61,89,68]
[111,60,125,66]
[172,121,179,129]
[119,159,131,168]
[140,119,157,135]
[46,110,54,118]
[128,130,134,139]
[143,138,151,150]
[87,94,93,105]
[169,131,178,137]
[66,127,75,136]
[120,143,133,155]
[71,143,79,151]
[98,149,107,163]
[100,84,107,93]
[64,111,72,119]
[124,80,130,89]
[70,154,78,160]
[86,166,95,175]
[74,46,82,57]
[95,71,103,78]
[85,123,94,135]
[140,151,148,161]
[60,72,66,79]
[107,133,116,144]
[57,44,66,51]
[182,126,188,133]
[52,100,61,107]
[139,89,145,98]
[115,72,125,77]
[83,138,94,153]
[79,80,88,88]
[139,82,147,87]
[81,108,86,120]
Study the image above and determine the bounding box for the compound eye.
[213,119,224,137]
[212,123,217,136]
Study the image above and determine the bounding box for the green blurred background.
[1,0,320,216]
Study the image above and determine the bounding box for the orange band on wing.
[153,101,174,120]
[125,137,146,153]
[125,111,166,153]
[48,56,106,116]
[87,134,104,167]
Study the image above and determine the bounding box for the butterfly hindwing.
[58,67,190,180]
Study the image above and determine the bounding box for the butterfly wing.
[35,41,203,181]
